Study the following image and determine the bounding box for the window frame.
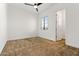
[41,16,48,30]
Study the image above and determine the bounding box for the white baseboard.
[8,36,37,40]
[66,40,79,48]
[38,35,56,41]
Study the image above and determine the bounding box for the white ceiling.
[8,3,55,13]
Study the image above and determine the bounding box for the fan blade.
[37,3,42,6]
[36,8,38,12]
[24,3,34,6]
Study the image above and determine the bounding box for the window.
[42,16,48,30]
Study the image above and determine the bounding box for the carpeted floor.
[1,37,79,56]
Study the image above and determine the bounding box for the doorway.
[56,9,66,41]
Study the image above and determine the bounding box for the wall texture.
[0,4,7,53]
[7,5,37,40]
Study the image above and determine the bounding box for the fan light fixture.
[34,5,38,8]
[24,3,42,12]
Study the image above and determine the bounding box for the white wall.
[66,4,79,48]
[0,4,7,53]
[38,3,79,48]
[7,5,37,40]
[38,4,67,41]
[38,9,56,41]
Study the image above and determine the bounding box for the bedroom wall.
[38,8,56,41]
[66,4,79,48]
[0,4,7,53]
[38,3,79,48]
[7,5,37,40]
[38,4,67,41]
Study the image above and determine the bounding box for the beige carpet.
[1,37,79,56]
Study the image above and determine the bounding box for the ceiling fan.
[24,3,42,12]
